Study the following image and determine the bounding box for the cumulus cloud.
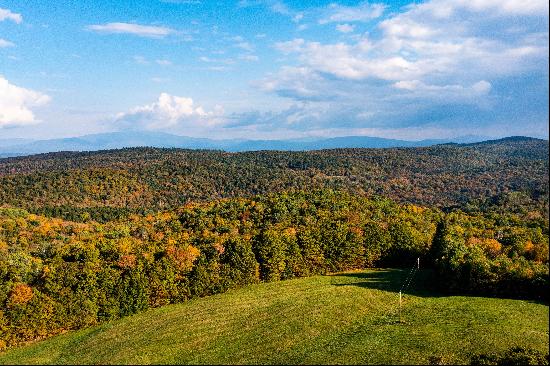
[0,76,51,127]
[0,8,22,23]
[87,23,176,38]
[114,93,225,130]
[273,33,546,84]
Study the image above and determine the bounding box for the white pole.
[399,291,402,323]
[417,257,420,269]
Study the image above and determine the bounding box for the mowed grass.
[1,269,548,365]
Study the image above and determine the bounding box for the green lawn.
[1,269,548,365]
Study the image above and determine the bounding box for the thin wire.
[400,267,418,293]
[399,261,418,293]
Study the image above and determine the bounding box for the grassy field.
[1,269,548,365]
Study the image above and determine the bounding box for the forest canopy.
[0,137,547,221]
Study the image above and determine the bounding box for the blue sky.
[0,0,548,141]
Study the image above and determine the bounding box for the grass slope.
[1,269,548,365]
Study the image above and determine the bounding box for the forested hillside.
[0,136,548,351]
[1,190,548,349]
[0,137,547,222]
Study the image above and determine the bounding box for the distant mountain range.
[0,131,494,157]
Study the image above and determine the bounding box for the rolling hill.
[0,269,547,365]
[0,137,547,220]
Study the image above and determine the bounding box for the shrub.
[470,346,549,365]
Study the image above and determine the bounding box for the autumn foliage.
[8,284,33,306]
[0,189,547,349]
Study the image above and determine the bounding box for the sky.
[0,0,548,141]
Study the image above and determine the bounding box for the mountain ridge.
[0,131,497,157]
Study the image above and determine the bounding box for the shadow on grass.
[331,269,549,305]
[330,268,444,298]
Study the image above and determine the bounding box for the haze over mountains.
[0,131,491,157]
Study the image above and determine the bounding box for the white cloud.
[412,0,548,18]
[255,0,547,135]
[471,80,492,94]
[199,56,235,64]
[0,38,14,47]
[271,0,548,84]
[292,13,304,23]
[0,8,20,49]
[336,24,355,33]
[156,59,173,66]
[0,76,51,127]
[319,2,385,24]
[393,79,492,99]
[0,8,22,23]
[277,41,426,80]
[115,93,225,130]
[87,23,175,38]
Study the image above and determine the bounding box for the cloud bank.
[256,0,548,137]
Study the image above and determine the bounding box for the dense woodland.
[0,137,548,350]
[0,137,547,221]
